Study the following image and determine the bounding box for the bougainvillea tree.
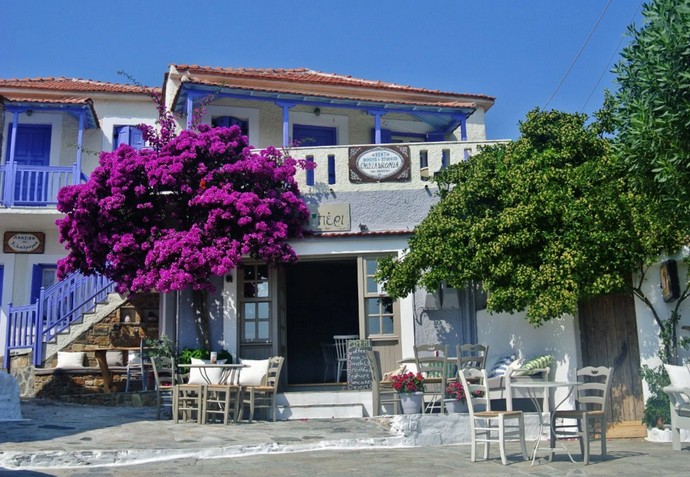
[56,98,310,347]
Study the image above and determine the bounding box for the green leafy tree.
[612,0,690,226]
[378,109,683,326]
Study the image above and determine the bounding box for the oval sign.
[355,147,405,180]
[5,232,43,253]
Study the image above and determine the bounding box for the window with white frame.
[361,256,398,337]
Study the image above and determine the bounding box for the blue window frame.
[0,265,4,306]
[293,125,336,147]
[31,264,57,303]
[113,126,145,150]
[213,116,249,136]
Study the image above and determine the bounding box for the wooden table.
[84,346,147,393]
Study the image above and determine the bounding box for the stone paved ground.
[0,399,687,476]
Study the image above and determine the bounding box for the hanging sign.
[348,145,411,183]
[3,232,45,254]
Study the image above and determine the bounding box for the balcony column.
[4,111,20,205]
[367,110,386,144]
[275,101,296,148]
[451,113,469,141]
[75,111,85,184]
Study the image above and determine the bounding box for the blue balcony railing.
[0,163,85,207]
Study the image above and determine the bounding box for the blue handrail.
[3,272,115,369]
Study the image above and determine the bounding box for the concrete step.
[276,389,371,419]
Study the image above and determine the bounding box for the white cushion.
[665,364,690,406]
[665,364,690,389]
[187,357,227,384]
[128,351,142,366]
[106,351,124,367]
[56,351,85,368]
[239,358,270,386]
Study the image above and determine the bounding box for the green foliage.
[176,347,232,364]
[640,364,671,428]
[379,109,671,325]
[612,0,690,228]
[144,335,175,359]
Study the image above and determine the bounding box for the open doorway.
[285,259,358,385]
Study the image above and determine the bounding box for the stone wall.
[9,293,160,399]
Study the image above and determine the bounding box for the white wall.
[477,308,580,407]
[634,250,690,401]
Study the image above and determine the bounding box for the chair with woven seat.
[241,356,285,422]
[459,367,528,465]
[551,366,613,464]
[125,339,150,392]
[414,344,449,414]
[366,350,399,416]
[151,356,176,420]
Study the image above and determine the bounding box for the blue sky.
[2,1,643,140]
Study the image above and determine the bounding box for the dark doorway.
[285,260,358,385]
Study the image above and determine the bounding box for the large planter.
[444,398,468,414]
[399,392,424,414]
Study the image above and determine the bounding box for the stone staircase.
[42,292,127,365]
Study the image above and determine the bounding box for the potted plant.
[390,372,425,414]
[444,381,469,413]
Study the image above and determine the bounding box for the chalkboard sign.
[346,339,373,390]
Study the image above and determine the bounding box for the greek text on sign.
[348,145,411,183]
[306,203,351,232]
[3,232,45,254]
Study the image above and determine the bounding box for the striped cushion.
[513,355,554,376]
[488,355,515,378]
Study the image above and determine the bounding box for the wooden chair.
[414,344,449,414]
[151,356,176,420]
[333,335,358,382]
[551,366,613,464]
[320,343,338,382]
[125,339,149,392]
[241,356,285,422]
[203,367,242,425]
[459,367,528,465]
[457,344,489,370]
[366,350,399,416]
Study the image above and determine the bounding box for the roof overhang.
[1,95,99,129]
[173,81,476,132]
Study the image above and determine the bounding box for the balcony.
[291,140,506,193]
[0,163,85,207]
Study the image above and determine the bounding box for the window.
[113,126,145,150]
[240,264,271,342]
[360,256,397,337]
[31,264,57,303]
[213,116,249,136]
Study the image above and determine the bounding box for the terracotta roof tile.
[0,94,94,105]
[172,65,494,103]
[0,77,157,95]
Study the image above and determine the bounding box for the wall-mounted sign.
[306,203,351,232]
[3,232,45,254]
[348,145,411,183]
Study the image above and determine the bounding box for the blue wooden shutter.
[130,127,144,150]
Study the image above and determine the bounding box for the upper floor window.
[113,125,145,150]
[213,116,249,137]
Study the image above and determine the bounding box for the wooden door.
[578,292,645,436]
